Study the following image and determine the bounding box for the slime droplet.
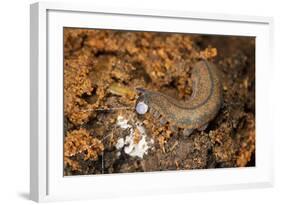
[136,102,148,115]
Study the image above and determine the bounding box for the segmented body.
[136,60,222,132]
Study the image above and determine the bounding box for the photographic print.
[63,28,255,176]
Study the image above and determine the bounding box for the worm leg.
[183,128,194,137]
[159,117,167,125]
[198,123,208,131]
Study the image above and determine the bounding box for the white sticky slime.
[115,116,152,158]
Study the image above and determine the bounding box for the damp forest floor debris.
[63,28,255,175]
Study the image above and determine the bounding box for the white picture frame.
[30,2,274,202]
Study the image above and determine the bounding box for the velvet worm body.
[135,60,223,136]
